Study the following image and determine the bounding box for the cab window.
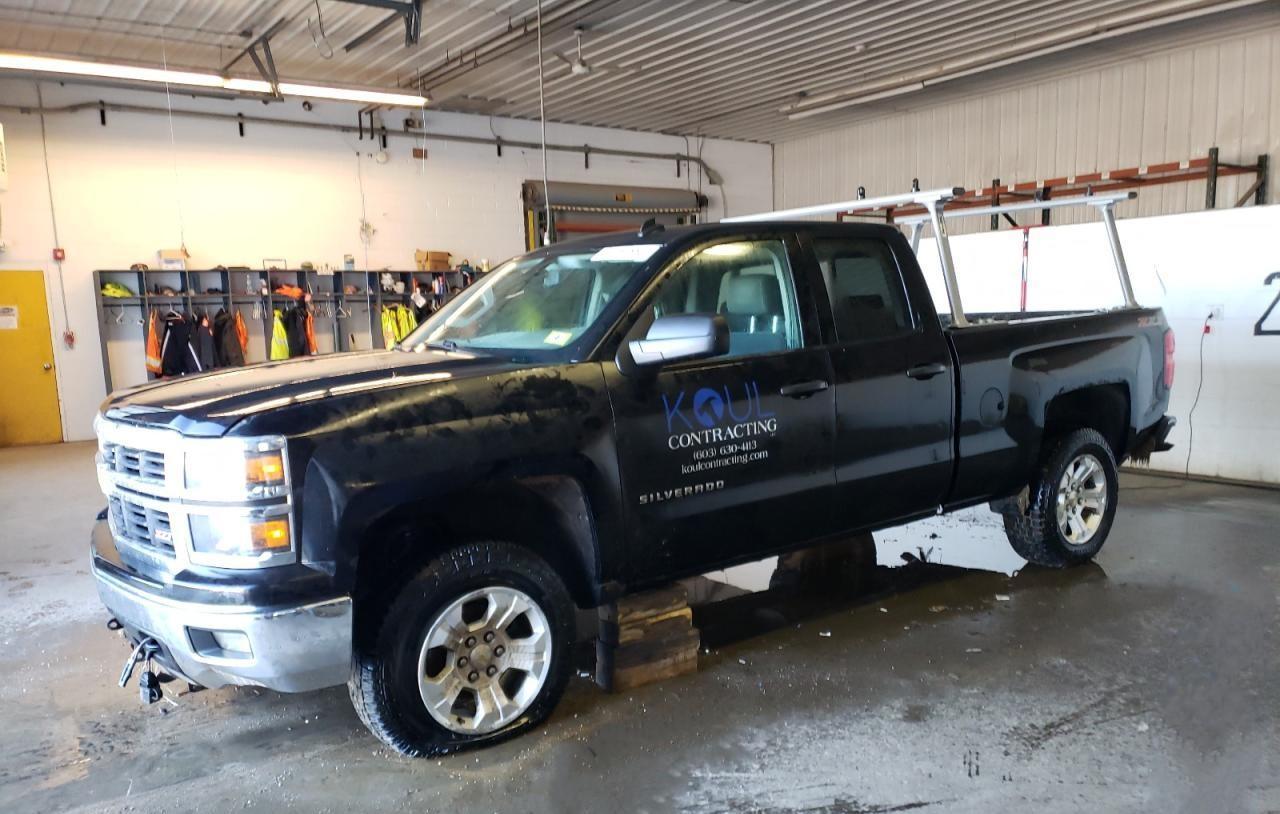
[812,238,914,343]
[650,240,803,358]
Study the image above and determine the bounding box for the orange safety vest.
[145,309,163,374]
[305,309,317,355]
[234,310,249,353]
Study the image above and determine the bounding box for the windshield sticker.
[543,330,573,346]
[590,244,662,263]
[639,380,777,505]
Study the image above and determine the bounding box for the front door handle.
[906,362,947,380]
[779,379,829,399]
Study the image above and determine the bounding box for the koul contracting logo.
[692,387,726,428]
[662,381,777,449]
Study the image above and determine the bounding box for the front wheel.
[1001,428,1119,567]
[349,541,575,756]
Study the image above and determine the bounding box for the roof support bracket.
[246,41,278,89]
[338,0,424,51]
[223,16,288,97]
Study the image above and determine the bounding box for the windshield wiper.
[424,339,459,351]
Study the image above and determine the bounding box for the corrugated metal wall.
[774,18,1280,233]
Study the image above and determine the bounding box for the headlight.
[183,436,289,501]
[188,509,294,568]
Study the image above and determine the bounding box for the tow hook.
[118,636,164,704]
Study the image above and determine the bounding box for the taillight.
[1163,329,1175,389]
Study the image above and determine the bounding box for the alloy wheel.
[1055,452,1109,546]
[416,586,553,735]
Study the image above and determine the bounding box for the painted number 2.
[1257,272,1280,336]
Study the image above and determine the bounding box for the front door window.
[651,240,803,359]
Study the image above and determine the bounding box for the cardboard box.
[414,249,451,271]
[157,248,188,271]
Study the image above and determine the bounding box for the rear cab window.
[811,237,916,343]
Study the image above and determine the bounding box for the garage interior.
[1,1,1278,812]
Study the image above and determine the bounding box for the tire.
[349,541,575,757]
[1001,428,1119,568]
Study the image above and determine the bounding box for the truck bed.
[943,306,1170,507]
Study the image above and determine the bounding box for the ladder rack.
[723,188,1140,328]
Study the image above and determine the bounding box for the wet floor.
[1,442,1277,813]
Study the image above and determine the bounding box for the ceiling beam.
[335,0,424,50]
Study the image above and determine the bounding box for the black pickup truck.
[92,218,1175,756]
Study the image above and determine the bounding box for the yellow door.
[0,270,63,445]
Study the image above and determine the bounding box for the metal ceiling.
[0,0,1267,143]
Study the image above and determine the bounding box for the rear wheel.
[1001,428,1119,567]
[349,541,574,756]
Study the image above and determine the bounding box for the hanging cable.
[34,82,73,348]
[1183,313,1211,477]
[355,152,374,341]
[159,38,188,255]
[536,0,552,246]
[419,100,428,175]
[307,0,334,59]
[682,136,691,191]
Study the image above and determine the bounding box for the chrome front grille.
[100,441,166,484]
[108,494,176,555]
[95,417,296,570]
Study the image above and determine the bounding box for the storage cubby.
[94,268,449,392]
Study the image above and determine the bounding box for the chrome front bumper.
[93,564,352,693]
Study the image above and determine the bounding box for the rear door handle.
[906,362,947,380]
[779,379,829,399]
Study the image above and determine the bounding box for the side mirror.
[628,314,729,367]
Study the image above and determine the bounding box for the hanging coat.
[234,309,249,354]
[160,313,202,376]
[145,309,163,375]
[194,312,215,370]
[213,309,246,367]
[270,309,290,360]
[305,309,317,355]
[283,305,309,357]
[395,305,416,341]
[380,307,398,348]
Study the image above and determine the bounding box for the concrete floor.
[1,441,1277,813]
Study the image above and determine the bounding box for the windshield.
[401,244,661,354]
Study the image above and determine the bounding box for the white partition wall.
[917,204,1280,485]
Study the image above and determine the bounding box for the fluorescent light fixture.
[0,51,429,108]
[0,52,227,89]
[276,82,427,107]
[223,77,275,94]
[786,82,925,121]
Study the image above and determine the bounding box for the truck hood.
[101,349,523,436]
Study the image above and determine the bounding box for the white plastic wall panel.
[914,204,1280,484]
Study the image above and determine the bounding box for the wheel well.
[1043,383,1130,459]
[350,476,601,648]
